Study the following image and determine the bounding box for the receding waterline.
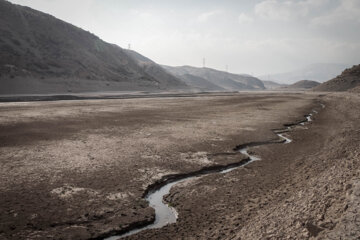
[105,106,320,239]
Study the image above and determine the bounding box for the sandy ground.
[0,92,358,239]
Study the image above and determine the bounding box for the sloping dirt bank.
[0,93,321,239]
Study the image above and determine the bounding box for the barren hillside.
[314,64,360,92]
[163,65,265,91]
[284,80,320,90]
[0,0,188,94]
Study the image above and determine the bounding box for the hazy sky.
[7,0,360,75]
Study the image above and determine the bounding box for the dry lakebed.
[0,92,359,240]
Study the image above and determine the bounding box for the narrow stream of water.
[105,108,318,240]
[106,180,186,239]
[220,148,261,174]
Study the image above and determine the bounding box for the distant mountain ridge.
[124,50,188,90]
[175,73,225,92]
[259,63,350,84]
[162,65,265,91]
[314,64,360,92]
[0,0,188,94]
[284,80,320,89]
[125,52,225,92]
[262,80,288,90]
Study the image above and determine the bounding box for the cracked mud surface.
[1,92,359,239]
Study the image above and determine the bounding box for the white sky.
[7,0,360,75]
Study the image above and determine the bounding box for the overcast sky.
[7,0,360,75]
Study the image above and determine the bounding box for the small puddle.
[105,105,322,239]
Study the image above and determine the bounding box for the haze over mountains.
[262,80,288,90]
[0,0,358,95]
[0,0,267,95]
[314,64,360,92]
[259,63,350,84]
[123,49,266,92]
[283,80,320,90]
[163,65,265,91]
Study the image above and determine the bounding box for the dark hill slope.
[176,74,225,92]
[162,65,265,91]
[262,80,288,90]
[314,64,360,92]
[0,0,187,94]
[286,80,320,89]
[125,51,222,92]
[124,50,190,91]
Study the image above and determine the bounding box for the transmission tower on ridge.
[128,44,131,50]
[203,58,206,68]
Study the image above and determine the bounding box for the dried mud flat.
[0,92,359,240]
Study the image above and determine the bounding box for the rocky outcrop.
[314,64,360,92]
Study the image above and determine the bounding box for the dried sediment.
[0,93,320,239]
[130,93,360,239]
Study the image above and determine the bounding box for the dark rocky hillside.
[124,50,190,91]
[0,0,188,94]
[314,64,360,92]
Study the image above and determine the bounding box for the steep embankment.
[0,0,188,94]
[314,64,360,92]
[163,65,265,91]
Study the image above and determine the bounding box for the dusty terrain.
[0,92,359,239]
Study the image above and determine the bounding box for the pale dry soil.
[0,92,358,239]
